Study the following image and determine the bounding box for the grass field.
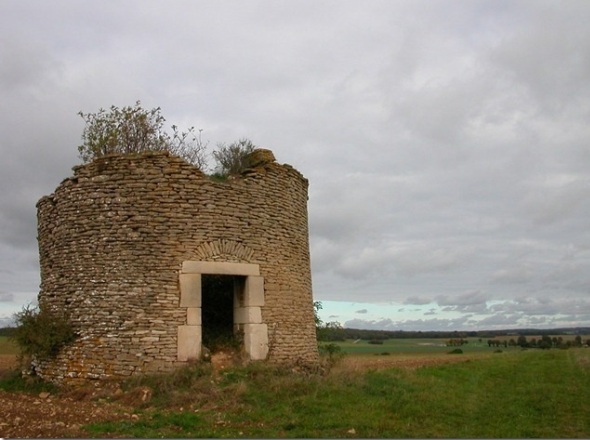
[0,336,19,355]
[85,348,590,438]
[331,335,588,355]
[2,335,589,437]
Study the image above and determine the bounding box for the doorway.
[201,274,244,353]
[178,261,268,362]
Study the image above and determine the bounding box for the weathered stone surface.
[182,261,260,276]
[243,323,269,360]
[179,273,201,307]
[244,276,265,307]
[36,149,319,384]
[245,149,276,167]
[177,325,201,362]
[186,307,201,325]
[234,306,262,324]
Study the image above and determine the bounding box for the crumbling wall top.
[64,149,306,185]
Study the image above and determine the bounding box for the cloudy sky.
[1,1,589,331]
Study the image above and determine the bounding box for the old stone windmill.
[36,148,319,383]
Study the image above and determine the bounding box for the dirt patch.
[0,389,140,438]
[0,354,17,372]
[0,356,141,438]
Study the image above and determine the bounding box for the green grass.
[0,336,59,394]
[87,412,206,438]
[0,368,58,394]
[0,336,19,355]
[86,348,590,438]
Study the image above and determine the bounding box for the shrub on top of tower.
[77,101,208,169]
[212,138,256,178]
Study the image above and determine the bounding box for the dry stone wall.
[36,150,319,384]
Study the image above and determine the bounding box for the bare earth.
[0,355,141,438]
[0,352,478,438]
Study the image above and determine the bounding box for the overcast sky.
[1,0,589,331]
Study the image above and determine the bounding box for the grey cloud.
[0,292,14,303]
[344,316,476,332]
[436,291,488,307]
[355,309,368,314]
[0,34,57,91]
[344,318,396,331]
[441,303,490,315]
[488,297,590,322]
[491,265,534,284]
[487,4,590,117]
[1,1,589,331]
[0,316,14,327]
[326,238,474,282]
[474,313,524,328]
[404,296,432,306]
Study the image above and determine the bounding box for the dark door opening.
[201,274,241,353]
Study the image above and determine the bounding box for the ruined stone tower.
[36,149,319,383]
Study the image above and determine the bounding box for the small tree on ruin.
[77,101,208,169]
[212,138,256,177]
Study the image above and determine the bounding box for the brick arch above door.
[189,240,255,263]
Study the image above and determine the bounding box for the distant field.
[0,336,18,355]
[331,337,512,354]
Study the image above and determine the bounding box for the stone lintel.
[182,261,260,276]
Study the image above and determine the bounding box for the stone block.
[179,273,201,307]
[186,307,201,325]
[177,325,201,361]
[243,323,268,360]
[246,149,276,167]
[234,306,262,324]
[140,336,160,342]
[244,276,265,306]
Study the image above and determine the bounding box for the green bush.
[12,304,76,360]
[0,368,58,393]
[319,342,344,370]
[212,138,256,177]
[77,101,208,169]
[448,348,463,354]
[368,339,384,345]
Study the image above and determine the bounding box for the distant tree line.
[488,334,588,349]
[309,306,590,344]
[316,327,590,342]
[0,327,16,337]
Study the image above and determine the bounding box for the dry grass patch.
[333,351,491,373]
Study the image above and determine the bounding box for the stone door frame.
[177,261,268,362]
